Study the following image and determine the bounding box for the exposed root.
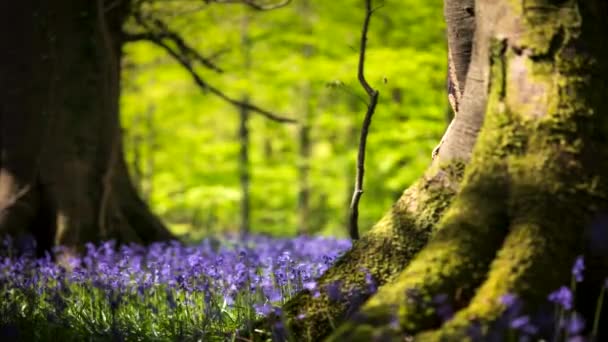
[325,158,510,340]
[249,163,464,341]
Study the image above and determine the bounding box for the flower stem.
[592,285,605,341]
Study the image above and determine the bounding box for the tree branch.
[124,20,225,74]
[132,14,296,124]
[205,0,292,11]
[348,0,380,240]
[356,0,381,97]
[123,32,171,42]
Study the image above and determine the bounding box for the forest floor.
[0,235,601,341]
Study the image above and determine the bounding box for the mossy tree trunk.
[0,0,173,253]
[253,0,608,340]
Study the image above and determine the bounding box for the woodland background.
[121,0,448,239]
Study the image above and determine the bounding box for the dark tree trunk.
[0,0,173,252]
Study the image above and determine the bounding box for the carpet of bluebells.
[1,234,606,342]
[0,235,350,341]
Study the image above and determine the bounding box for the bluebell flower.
[510,315,530,329]
[500,293,517,308]
[303,281,317,291]
[326,281,342,302]
[572,256,585,283]
[389,313,400,329]
[272,320,287,341]
[1,235,12,250]
[0,234,353,339]
[565,312,585,335]
[254,303,274,316]
[433,294,454,322]
[510,315,538,335]
[361,269,377,293]
[548,286,573,310]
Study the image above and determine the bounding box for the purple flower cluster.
[490,255,605,342]
[0,234,350,340]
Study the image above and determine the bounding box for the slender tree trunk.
[239,96,251,234]
[0,0,173,252]
[296,0,314,236]
[297,83,312,235]
[239,14,252,235]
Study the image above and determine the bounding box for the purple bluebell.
[500,293,517,308]
[254,303,274,316]
[548,286,573,310]
[362,269,377,293]
[510,315,538,335]
[303,281,317,291]
[565,312,585,335]
[326,281,342,302]
[572,256,585,283]
[433,294,454,322]
[0,234,352,339]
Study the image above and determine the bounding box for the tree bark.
[250,0,608,341]
[0,0,173,252]
[326,0,608,340]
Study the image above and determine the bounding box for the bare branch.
[356,0,375,97]
[349,0,380,241]
[326,80,369,106]
[124,19,225,73]
[131,13,296,123]
[123,32,172,42]
[159,38,296,123]
[206,0,292,11]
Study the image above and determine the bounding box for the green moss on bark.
[249,163,464,341]
[329,1,608,339]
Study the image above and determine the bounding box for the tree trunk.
[253,0,608,341]
[296,0,314,236]
[239,95,251,234]
[297,83,312,235]
[239,14,252,235]
[0,0,173,252]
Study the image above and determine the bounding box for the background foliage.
[121,0,447,238]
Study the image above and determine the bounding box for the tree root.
[326,124,608,341]
[248,163,465,341]
[326,155,510,341]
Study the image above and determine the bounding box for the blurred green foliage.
[120,0,447,238]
